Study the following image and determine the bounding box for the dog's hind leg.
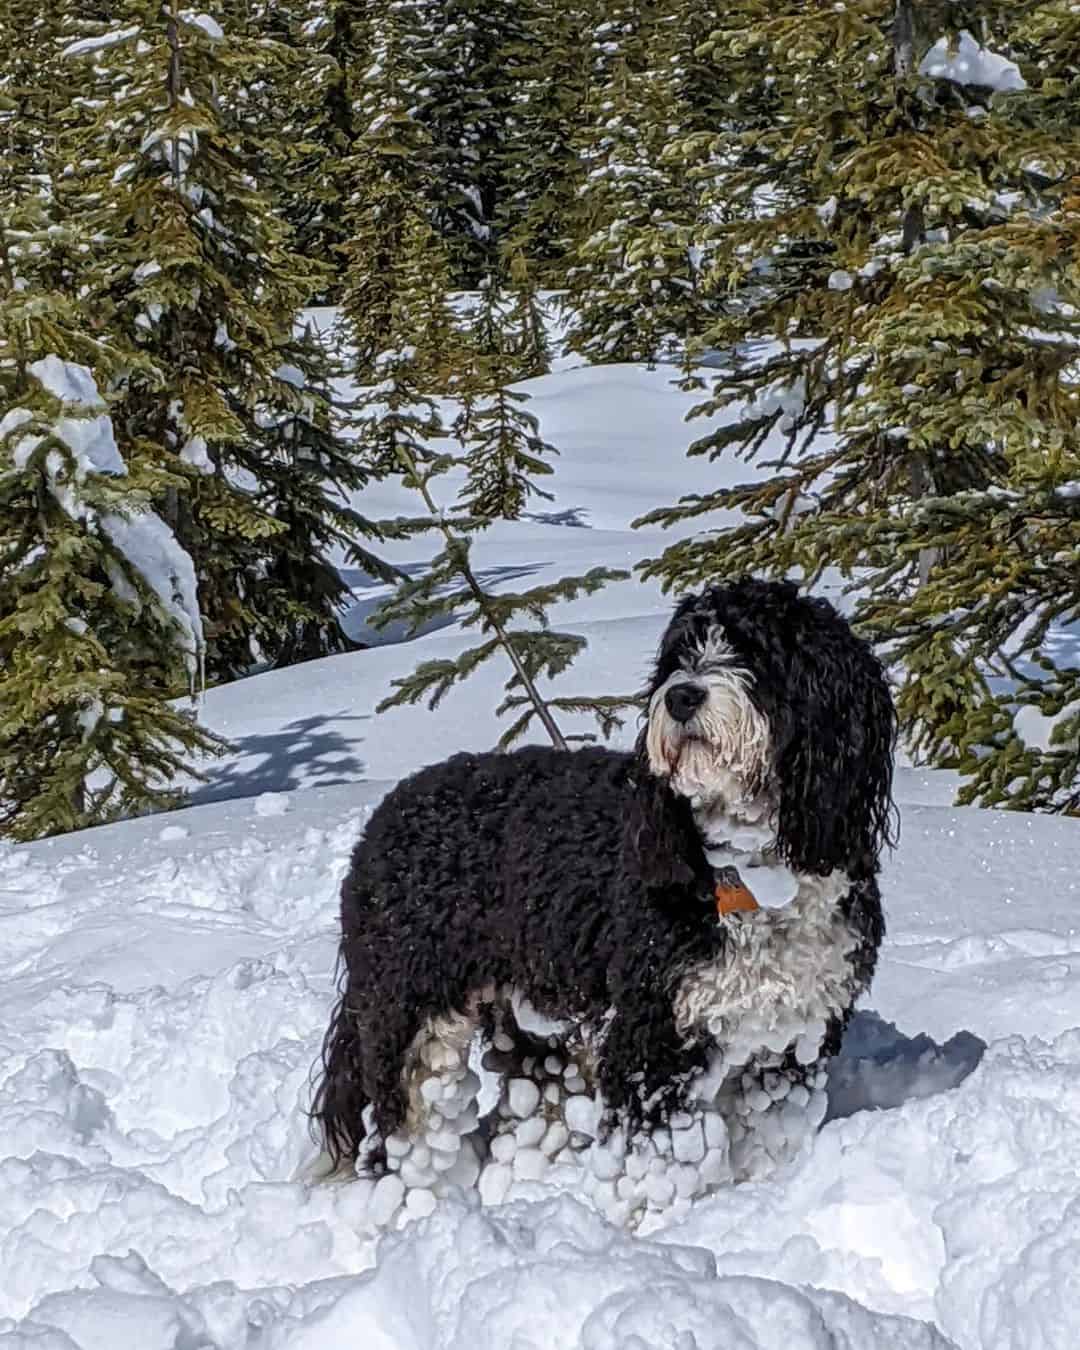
[367,1006,486,1225]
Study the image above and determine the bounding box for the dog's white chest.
[673,870,858,1068]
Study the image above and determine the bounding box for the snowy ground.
[4,333,1080,1349]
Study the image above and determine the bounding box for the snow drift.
[3,775,1080,1349]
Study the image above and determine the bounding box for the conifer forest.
[2,0,1079,841]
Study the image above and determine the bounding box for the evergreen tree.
[566,1,711,366]
[667,1,735,136]
[348,209,463,490]
[496,0,594,285]
[234,0,361,284]
[345,203,627,746]
[871,1,1080,811]
[408,0,527,286]
[500,251,554,382]
[640,2,1080,810]
[339,0,432,376]
[373,523,628,750]
[371,442,629,749]
[62,2,385,681]
[0,1,222,841]
[1,0,62,207]
[0,308,220,839]
[338,1,633,746]
[456,279,556,520]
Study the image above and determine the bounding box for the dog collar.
[714,864,759,917]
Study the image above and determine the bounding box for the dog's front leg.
[702,1043,830,1182]
[476,1015,596,1206]
[548,1004,715,1226]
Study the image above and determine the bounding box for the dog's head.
[637,578,896,878]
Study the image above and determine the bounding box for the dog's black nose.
[665,683,707,723]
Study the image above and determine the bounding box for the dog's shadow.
[825,1011,986,1124]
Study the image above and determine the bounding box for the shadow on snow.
[826,1010,986,1124]
[338,561,551,647]
[190,712,369,805]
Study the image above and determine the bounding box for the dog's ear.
[623,730,707,891]
[773,616,897,877]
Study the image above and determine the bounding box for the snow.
[253,791,291,817]
[4,780,1080,1347]
[919,31,1027,94]
[179,11,224,41]
[0,407,35,447]
[52,410,124,480]
[98,510,205,683]
[13,359,206,683]
[507,1078,542,1119]
[61,25,140,60]
[27,356,126,481]
[4,320,1080,1349]
[178,434,213,475]
[299,1197,954,1349]
[30,356,106,408]
[730,369,812,439]
[1014,699,1080,752]
[275,364,307,389]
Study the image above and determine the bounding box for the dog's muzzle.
[646,667,772,804]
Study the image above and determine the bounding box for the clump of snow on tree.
[29,354,126,481]
[919,30,1027,93]
[61,25,140,59]
[178,11,225,41]
[1014,700,1080,752]
[22,357,205,686]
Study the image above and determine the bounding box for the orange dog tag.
[714,866,759,917]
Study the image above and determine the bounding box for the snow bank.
[289,1194,952,1350]
[3,784,1080,1348]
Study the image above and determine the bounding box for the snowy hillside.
[4,354,1080,1350]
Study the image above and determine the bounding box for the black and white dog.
[313,578,896,1227]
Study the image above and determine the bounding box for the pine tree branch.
[385,437,571,752]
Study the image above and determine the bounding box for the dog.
[312,578,896,1226]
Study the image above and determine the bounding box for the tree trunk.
[894,0,916,77]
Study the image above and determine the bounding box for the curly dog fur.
[313,578,896,1178]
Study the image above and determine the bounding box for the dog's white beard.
[646,668,771,808]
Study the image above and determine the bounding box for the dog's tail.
[292,1144,357,1186]
[308,990,371,1174]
